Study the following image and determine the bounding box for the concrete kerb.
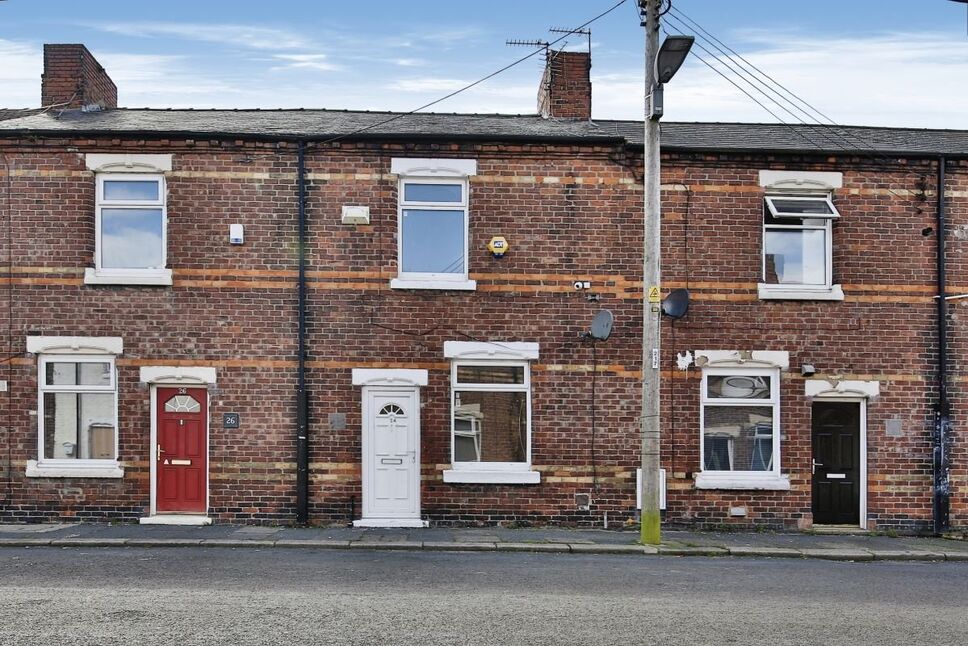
[350,540,425,551]
[273,539,352,549]
[49,538,129,547]
[496,542,572,553]
[799,548,874,562]
[726,546,803,558]
[0,535,966,561]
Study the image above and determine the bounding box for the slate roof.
[0,108,41,122]
[0,107,965,156]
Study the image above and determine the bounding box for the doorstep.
[353,518,429,528]
[139,514,213,526]
[808,525,872,536]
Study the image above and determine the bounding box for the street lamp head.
[655,35,694,84]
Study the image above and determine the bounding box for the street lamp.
[640,1,693,546]
[649,35,694,119]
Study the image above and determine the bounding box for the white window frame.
[390,158,476,291]
[84,173,172,286]
[442,341,539,484]
[696,365,789,490]
[28,354,122,478]
[759,192,843,301]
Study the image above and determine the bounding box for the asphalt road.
[0,547,965,645]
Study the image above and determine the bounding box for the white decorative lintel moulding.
[26,336,123,356]
[805,379,880,400]
[139,366,218,386]
[390,157,477,178]
[85,153,172,173]
[351,369,429,387]
[443,341,539,361]
[694,350,789,370]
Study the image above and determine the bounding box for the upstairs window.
[760,194,843,300]
[400,179,467,276]
[390,158,477,291]
[85,173,172,286]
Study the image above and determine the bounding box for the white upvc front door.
[355,387,425,527]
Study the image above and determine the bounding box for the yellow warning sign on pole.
[648,286,661,303]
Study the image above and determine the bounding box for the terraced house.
[0,44,963,533]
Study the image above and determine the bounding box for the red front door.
[156,387,208,513]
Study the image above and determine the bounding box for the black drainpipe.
[296,140,310,524]
[933,155,952,535]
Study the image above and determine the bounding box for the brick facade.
[0,46,964,533]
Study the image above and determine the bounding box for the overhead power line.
[314,0,630,147]
[667,5,910,167]
[660,13,918,202]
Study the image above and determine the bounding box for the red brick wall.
[41,45,117,110]
[0,138,963,533]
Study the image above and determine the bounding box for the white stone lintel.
[26,336,123,356]
[443,341,539,361]
[390,157,477,177]
[351,369,429,387]
[695,350,789,370]
[140,366,218,386]
[86,153,173,173]
[805,379,880,400]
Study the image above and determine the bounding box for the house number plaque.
[223,413,241,429]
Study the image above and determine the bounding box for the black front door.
[811,402,861,525]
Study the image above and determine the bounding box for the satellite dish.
[661,288,690,319]
[589,310,614,341]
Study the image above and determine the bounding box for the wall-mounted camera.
[573,280,591,290]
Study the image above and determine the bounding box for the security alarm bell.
[229,224,244,245]
[487,236,509,257]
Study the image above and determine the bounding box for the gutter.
[296,140,309,524]
[933,155,952,534]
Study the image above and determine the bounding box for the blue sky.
[2,0,967,127]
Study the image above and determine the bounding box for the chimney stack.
[41,44,117,110]
[537,50,591,120]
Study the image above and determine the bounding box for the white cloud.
[271,54,340,72]
[391,58,427,67]
[0,39,41,108]
[594,32,968,128]
[83,22,313,51]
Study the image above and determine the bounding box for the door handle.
[157,444,166,461]
[812,459,823,475]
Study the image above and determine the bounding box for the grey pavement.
[1,521,966,561]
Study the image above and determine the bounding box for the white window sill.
[390,278,476,291]
[25,460,124,479]
[694,472,790,491]
[443,469,541,484]
[757,283,844,301]
[85,268,173,286]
